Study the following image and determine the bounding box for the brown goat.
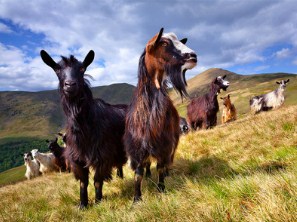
[221,94,237,124]
[124,28,197,202]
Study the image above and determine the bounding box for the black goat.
[40,50,127,208]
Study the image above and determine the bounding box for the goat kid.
[23,152,40,179]
[47,137,69,172]
[221,94,237,124]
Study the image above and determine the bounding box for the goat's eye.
[162,42,168,47]
[80,67,85,72]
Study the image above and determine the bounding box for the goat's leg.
[134,166,144,202]
[145,162,151,178]
[94,170,105,203]
[157,163,166,192]
[78,168,89,209]
[72,162,89,208]
[116,166,124,178]
[79,178,89,209]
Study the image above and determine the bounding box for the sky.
[0,0,296,92]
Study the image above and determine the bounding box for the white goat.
[31,149,58,175]
[250,79,290,114]
[23,152,40,179]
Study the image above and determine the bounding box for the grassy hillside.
[0,105,296,221]
[172,68,297,118]
[0,165,25,187]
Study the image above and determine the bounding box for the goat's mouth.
[222,85,229,91]
[183,57,197,70]
[187,56,198,64]
[63,87,78,97]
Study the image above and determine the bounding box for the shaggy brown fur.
[124,28,197,202]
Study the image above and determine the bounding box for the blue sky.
[0,0,296,91]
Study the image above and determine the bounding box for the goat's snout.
[185,52,197,62]
[64,80,78,95]
[64,80,77,88]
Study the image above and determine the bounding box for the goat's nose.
[185,52,197,63]
[189,52,197,59]
[64,80,77,88]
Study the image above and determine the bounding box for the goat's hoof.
[133,196,142,203]
[157,183,165,192]
[78,203,88,210]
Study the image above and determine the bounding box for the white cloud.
[274,48,291,59]
[0,22,12,33]
[0,0,296,91]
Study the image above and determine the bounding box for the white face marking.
[162,32,194,54]
[217,76,230,87]
[162,32,197,72]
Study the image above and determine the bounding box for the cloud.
[274,48,291,59]
[0,22,12,33]
[0,0,296,91]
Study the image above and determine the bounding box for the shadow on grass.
[117,156,238,200]
[112,156,290,201]
[173,156,238,180]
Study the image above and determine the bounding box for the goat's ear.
[147,28,164,52]
[40,50,59,70]
[222,75,227,79]
[180,38,188,44]
[276,81,280,84]
[154,28,164,47]
[83,50,95,68]
[286,79,290,83]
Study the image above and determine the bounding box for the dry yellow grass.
[0,105,296,222]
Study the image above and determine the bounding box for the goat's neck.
[62,86,94,120]
[276,86,285,95]
[61,86,97,138]
[209,83,221,100]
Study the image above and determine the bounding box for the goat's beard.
[165,64,189,99]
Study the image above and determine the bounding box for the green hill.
[0,105,296,221]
